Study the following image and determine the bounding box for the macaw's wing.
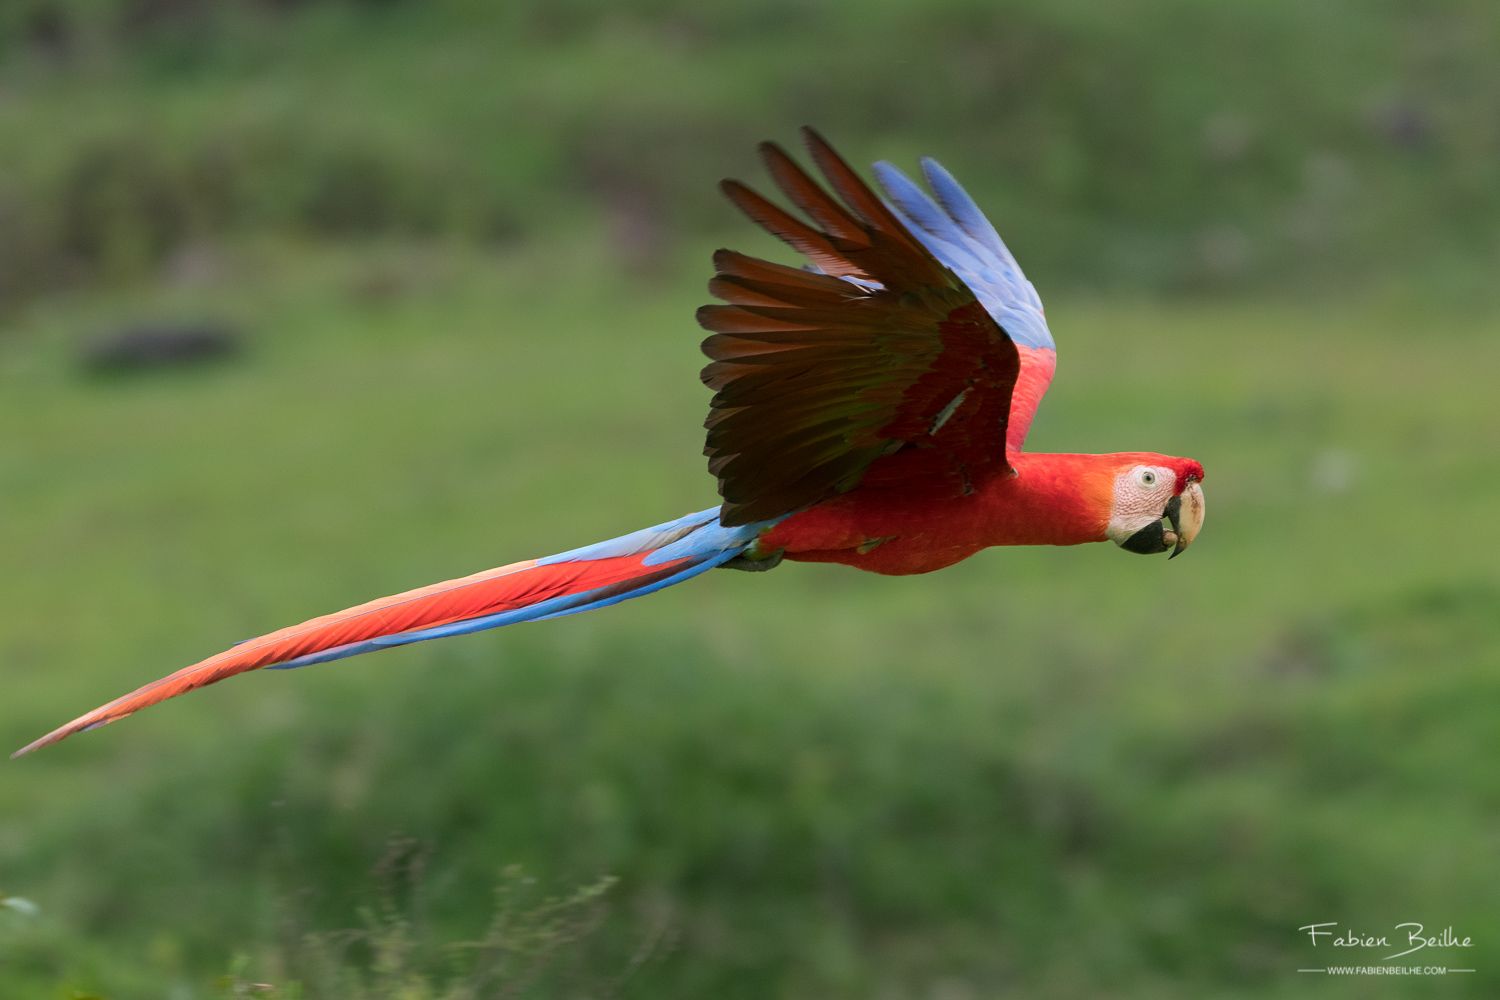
[872,156,1056,452]
[701,128,1035,527]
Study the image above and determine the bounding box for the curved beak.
[1166,480,1205,559]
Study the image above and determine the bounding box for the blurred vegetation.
[2,1,1499,998]
[1,0,1499,308]
[210,850,625,999]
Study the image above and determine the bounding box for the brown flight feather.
[702,129,1022,526]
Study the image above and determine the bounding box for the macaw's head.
[1104,456,1206,558]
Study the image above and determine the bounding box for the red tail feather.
[12,553,684,758]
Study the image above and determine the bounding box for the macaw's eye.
[1140,470,1157,487]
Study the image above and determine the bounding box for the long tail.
[13,508,764,758]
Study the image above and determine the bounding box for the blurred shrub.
[1,116,513,301]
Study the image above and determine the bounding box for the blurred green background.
[2,1,1498,997]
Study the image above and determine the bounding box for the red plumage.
[14,553,691,757]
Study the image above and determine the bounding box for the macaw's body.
[767,450,1199,576]
[16,129,1205,759]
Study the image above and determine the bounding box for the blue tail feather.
[268,507,776,671]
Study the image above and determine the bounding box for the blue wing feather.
[919,158,1014,270]
[871,162,989,274]
[873,158,1053,353]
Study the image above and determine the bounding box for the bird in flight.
[15,128,1204,758]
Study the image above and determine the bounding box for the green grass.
[1,235,1497,997]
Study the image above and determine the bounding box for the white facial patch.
[1105,465,1176,543]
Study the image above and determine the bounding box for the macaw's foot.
[718,549,784,572]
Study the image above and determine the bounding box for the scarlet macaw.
[15,129,1205,758]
